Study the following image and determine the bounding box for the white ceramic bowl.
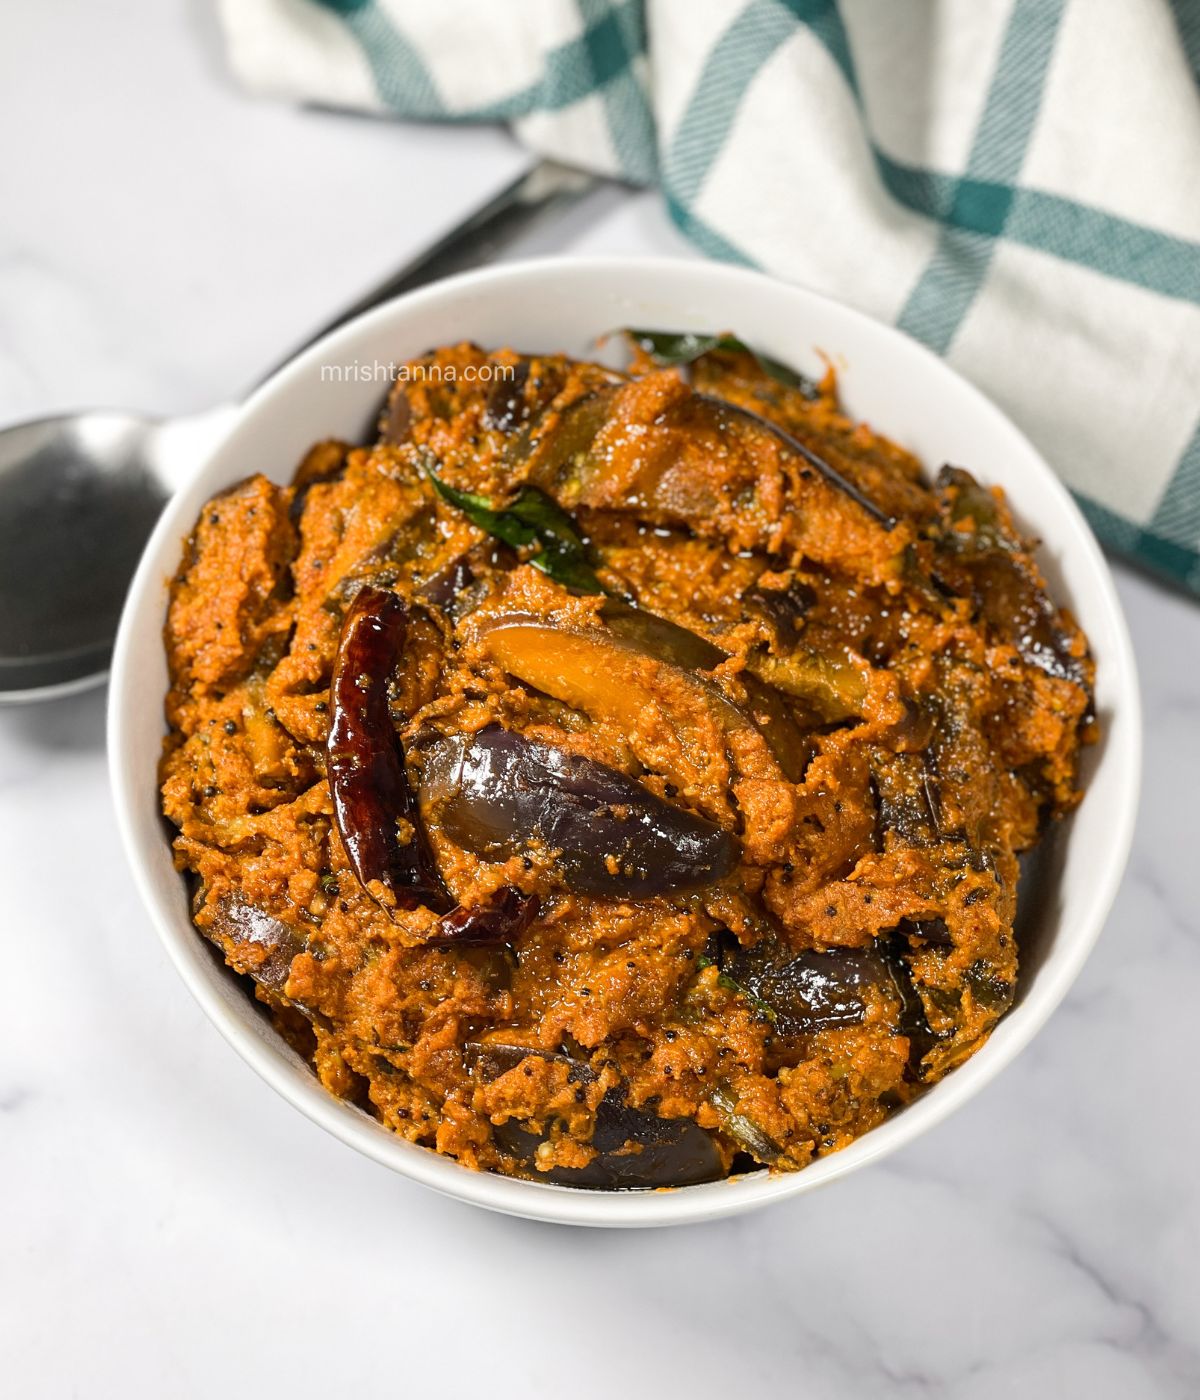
[109,257,1141,1227]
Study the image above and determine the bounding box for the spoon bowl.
[0,408,235,702]
[0,411,166,701]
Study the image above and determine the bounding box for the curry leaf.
[430,473,607,595]
[624,328,821,400]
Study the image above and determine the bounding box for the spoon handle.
[252,160,606,389]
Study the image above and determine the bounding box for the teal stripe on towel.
[663,0,803,208]
[576,0,657,180]
[878,160,1200,306]
[1150,416,1200,550]
[896,0,1065,354]
[341,2,446,115]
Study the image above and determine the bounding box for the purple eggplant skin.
[880,936,942,1070]
[417,553,477,614]
[726,934,940,1068]
[726,942,879,1036]
[743,577,817,649]
[416,725,740,898]
[327,586,452,914]
[428,888,540,948]
[417,539,518,620]
[483,359,532,432]
[898,916,954,949]
[871,752,942,850]
[471,1044,726,1189]
[934,466,1091,693]
[199,891,305,997]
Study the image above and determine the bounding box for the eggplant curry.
[160,332,1095,1188]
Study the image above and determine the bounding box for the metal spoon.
[0,160,602,704]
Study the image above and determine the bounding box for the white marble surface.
[2,4,1198,1397]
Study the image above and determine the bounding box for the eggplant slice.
[417,725,739,898]
[471,1043,725,1189]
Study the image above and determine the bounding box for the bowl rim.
[108,254,1142,1228]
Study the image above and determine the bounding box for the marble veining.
[1,3,1197,1397]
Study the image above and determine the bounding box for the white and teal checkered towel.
[218,0,1200,594]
